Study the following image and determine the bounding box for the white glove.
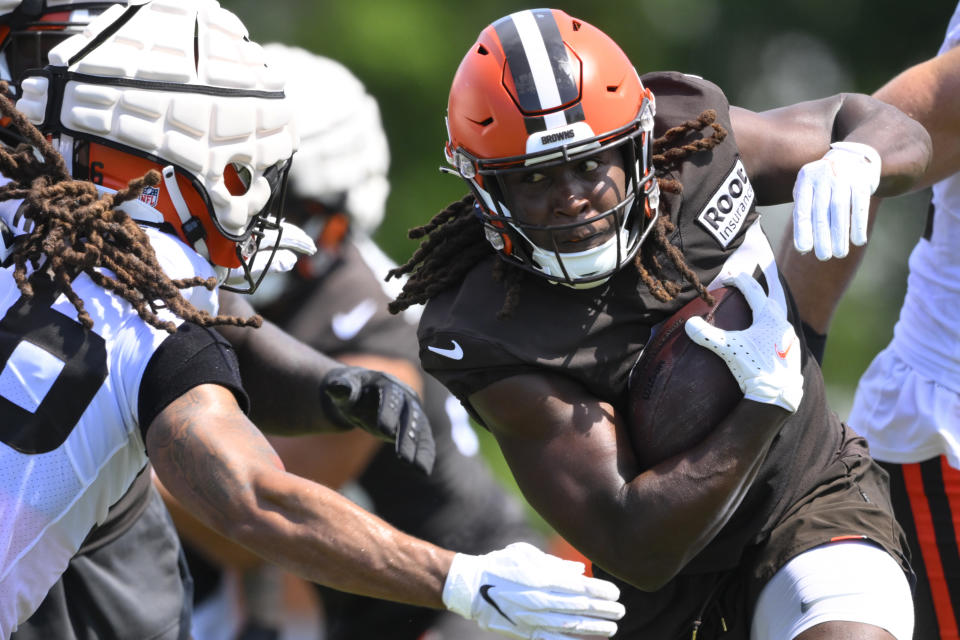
[222,221,317,286]
[442,542,625,639]
[792,140,881,260]
[684,273,804,412]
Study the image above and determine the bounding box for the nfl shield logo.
[139,186,160,208]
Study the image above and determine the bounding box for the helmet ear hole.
[224,163,252,196]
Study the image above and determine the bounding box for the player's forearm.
[224,468,453,608]
[610,401,788,589]
[154,473,265,571]
[148,385,452,607]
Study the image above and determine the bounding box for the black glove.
[319,366,436,475]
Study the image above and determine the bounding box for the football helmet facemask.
[15,0,298,293]
[444,8,659,288]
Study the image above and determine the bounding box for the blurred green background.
[227,0,956,523]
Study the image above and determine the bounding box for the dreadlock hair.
[387,108,727,319]
[0,84,261,333]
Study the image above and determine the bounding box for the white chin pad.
[529,226,628,286]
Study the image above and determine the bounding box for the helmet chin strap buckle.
[162,165,209,260]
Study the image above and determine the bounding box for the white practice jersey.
[848,2,960,466]
[889,5,960,388]
[0,225,217,637]
[893,6,960,388]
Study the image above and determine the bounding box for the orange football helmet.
[445,8,659,288]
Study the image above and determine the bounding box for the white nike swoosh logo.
[428,340,463,360]
[331,299,378,341]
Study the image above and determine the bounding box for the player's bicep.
[147,383,282,534]
[469,374,637,549]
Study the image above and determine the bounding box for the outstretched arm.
[776,46,960,334]
[215,290,340,434]
[268,350,423,488]
[874,44,960,190]
[148,383,448,606]
[148,384,625,638]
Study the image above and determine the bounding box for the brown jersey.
[418,72,909,637]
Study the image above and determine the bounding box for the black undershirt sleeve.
[800,321,827,366]
[138,321,250,444]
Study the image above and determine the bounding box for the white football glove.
[442,542,625,639]
[684,273,804,413]
[792,140,881,260]
[222,221,317,286]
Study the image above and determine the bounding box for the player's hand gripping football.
[684,273,804,413]
[792,140,881,260]
[443,542,626,639]
[319,366,436,474]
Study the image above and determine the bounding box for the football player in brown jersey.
[389,8,933,640]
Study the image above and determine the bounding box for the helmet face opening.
[454,98,658,288]
[476,120,657,287]
[445,8,660,288]
[219,156,292,294]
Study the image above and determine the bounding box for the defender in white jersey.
[167,45,545,640]
[0,2,629,639]
[778,4,960,638]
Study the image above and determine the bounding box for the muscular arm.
[147,383,451,607]
[732,92,931,205]
[776,48,959,332]
[158,353,425,573]
[470,372,788,591]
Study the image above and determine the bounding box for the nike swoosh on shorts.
[427,340,463,360]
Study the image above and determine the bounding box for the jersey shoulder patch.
[695,158,755,247]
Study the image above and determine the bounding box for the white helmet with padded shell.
[15,0,298,292]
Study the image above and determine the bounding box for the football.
[626,286,752,469]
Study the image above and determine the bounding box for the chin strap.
[162,165,209,260]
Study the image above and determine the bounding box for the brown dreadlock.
[387,109,727,319]
[0,85,261,333]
